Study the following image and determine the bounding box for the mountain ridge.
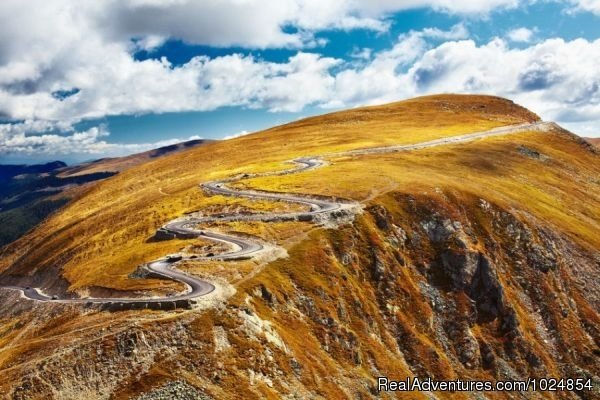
[0,139,213,248]
[0,94,598,399]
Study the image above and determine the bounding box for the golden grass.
[0,94,553,292]
[586,137,600,147]
[242,130,600,251]
[2,92,598,397]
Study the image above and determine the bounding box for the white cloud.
[422,23,470,40]
[132,35,167,52]
[223,130,251,140]
[327,35,600,135]
[0,120,206,157]
[507,27,535,42]
[2,1,600,158]
[350,47,374,61]
[348,0,521,16]
[99,0,519,50]
[0,123,111,155]
[567,0,600,15]
[0,51,341,121]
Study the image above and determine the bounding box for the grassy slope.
[0,95,599,399]
[223,128,600,399]
[0,198,70,247]
[242,129,600,251]
[0,94,541,292]
[57,139,214,177]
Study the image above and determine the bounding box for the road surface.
[0,121,554,309]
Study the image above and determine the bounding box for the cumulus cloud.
[0,51,340,120]
[507,27,535,42]
[0,121,205,157]
[0,123,111,155]
[100,0,520,49]
[422,23,470,40]
[348,0,521,17]
[331,35,600,133]
[567,0,600,15]
[1,0,600,158]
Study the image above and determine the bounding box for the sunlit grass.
[1,94,558,292]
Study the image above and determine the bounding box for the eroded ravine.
[1,121,554,309]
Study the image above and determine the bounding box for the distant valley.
[0,139,213,247]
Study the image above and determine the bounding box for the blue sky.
[0,0,599,164]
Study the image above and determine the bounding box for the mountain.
[586,137,600,147]
[0,160,67,182]
[0,95,599,399]
[58,139,214,177]
[0,139,212,248]
[0,162,116,248]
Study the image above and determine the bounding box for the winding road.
[1,121,554,310]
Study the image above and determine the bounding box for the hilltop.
[0,95,541,292]
[0,95,599,399]
[57,139,214,177]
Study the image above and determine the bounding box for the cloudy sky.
[1,0,599,164]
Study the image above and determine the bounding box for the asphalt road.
[1,121,553,308]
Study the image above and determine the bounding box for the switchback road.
[1,121,554,309]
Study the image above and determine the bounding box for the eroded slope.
[0,95,598,399]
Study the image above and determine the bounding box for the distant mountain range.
[0,160,67,183]
[0,139,213,247]
[0,97,598,399]
[58,139,213,177]
[586,137,600,147]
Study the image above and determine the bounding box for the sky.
[0,0,599,164]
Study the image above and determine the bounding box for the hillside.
[0,161,117,247]
[0,139,212,248]
[57,139,214,177]
[586,138,600,147]
[0,161,67,182]
[0,95,599,399]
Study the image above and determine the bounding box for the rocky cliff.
[0,95,598,399]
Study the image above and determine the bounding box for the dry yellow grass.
[0,94,546,292]
[586,137,600,147]
[242,130,600,251]
[0,94,598,400]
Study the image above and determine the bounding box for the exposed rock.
[116,331,140,358]
[290,358,303,376]
[213,326,231,353]
[387,224,407,249]
[370,252,386,281]
[259,284,275,306]
[527,241,558,272]
[134,381,213,400]
[444,320,481,368]
[422,218,462,243]
[440,248,480,290]
[369,205,391,231]
[518,145,550,161]
[238,309,288,352]
[467,254,506,323]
